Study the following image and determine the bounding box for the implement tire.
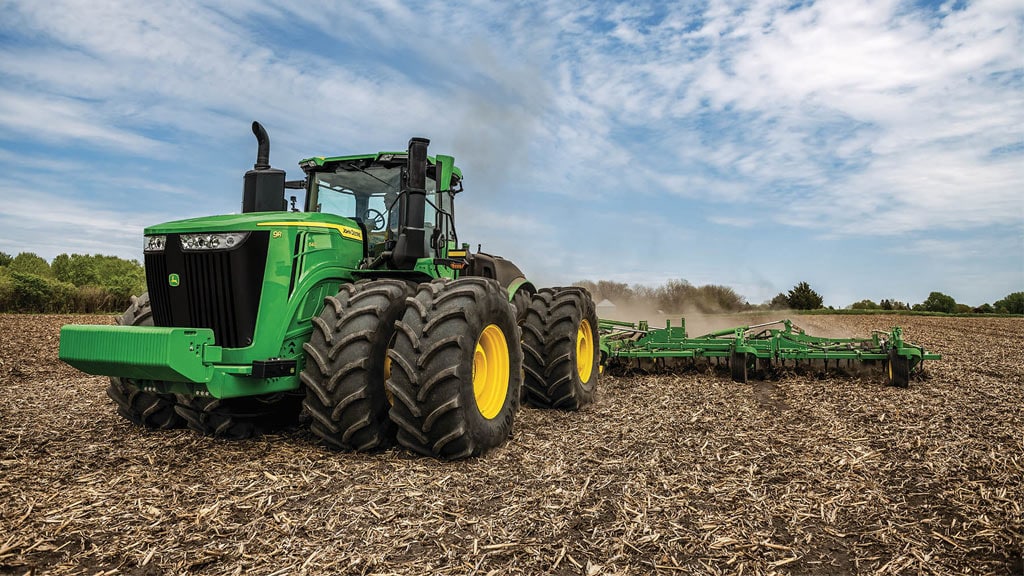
[886,349,910,388]
[301,279,412,451]
[521,287,599,410]
[730,351,749,383]
[106,293,184,430]
[388,278,522,460]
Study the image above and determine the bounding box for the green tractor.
[59,122,599,460]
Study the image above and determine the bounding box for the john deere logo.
[168,273,180,287]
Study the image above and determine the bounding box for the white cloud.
[0,89,167,153]
[0,0,1020,304]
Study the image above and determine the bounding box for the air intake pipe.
[391,137,430,269]
[242,121,286,213]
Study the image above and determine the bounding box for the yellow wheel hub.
[473,324,510,420]
[576,319,594,384]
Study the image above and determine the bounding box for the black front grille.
[145,232,270,348]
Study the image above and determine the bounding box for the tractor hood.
[145,211,363,242]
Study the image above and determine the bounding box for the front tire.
[521,287,599,410]
[173,392,303,439]
[301,280,412,451]
[106,293,184,430]
[387,278,522,460]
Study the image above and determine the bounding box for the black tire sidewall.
[574,289,600,395]
[457,283,522,448]
[302,279,411,450]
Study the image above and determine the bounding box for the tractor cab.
[299,152,461,266]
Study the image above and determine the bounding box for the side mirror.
[435,154,455,193]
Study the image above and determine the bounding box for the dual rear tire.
[300,279,412,451]
[521,288,599,409]
[302,279,600,459]
[387,278,522,459]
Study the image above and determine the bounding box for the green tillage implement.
[598,318,940,387]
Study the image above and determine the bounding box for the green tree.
[6,272,75,312]
[91,255,145,304]
[850,299,880,310]
[920,291,957,313]
[0,251,12,267]
[994,292,1024,314]
[787,282,823,310]
[8,252,53,278]
[766,293,789,310]
[52,253,101,286]
[879,299,910,311]
[973,303,994,314]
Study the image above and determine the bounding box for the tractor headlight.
[180,232,250,251]
[143,235,167,253]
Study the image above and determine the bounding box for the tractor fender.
[463,252,535,300]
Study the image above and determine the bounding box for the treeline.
[573,279,835,313]
[573,279,751,313]
[0,251,145,313]
[849,291,1024,314]
[574,278,1024,315]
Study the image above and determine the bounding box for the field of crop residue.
[0,314,1021,575]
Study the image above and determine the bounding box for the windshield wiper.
[342,162,395,190]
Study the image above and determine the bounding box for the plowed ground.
[0,314,1021,575]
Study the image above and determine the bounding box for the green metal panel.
[62,210,369,398]
[59,325,220,383]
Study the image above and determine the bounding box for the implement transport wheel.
[387,278,522,460]
[730,351,749,384]
[521,287,599,410]
[174,392,304,439]
[886,349,910,388]
[106,293,184,430]
[301,280,412,451]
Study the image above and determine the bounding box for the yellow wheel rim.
[576,319,594,384]
[473,324,510,420]
[887,358,893,382]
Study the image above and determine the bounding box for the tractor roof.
[298,152,463,180]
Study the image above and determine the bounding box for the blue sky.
[0,0,1021,307]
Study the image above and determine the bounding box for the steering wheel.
[363,208,386,231]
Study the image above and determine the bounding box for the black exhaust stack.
[242,121,286,213]
[391,137,430,269]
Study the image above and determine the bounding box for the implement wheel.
[521,287,599,410]
[730,350,749,384]
[886,349,910,388]
[387,278,522,460]
[301,279,412,451]
[106,293,183,430]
